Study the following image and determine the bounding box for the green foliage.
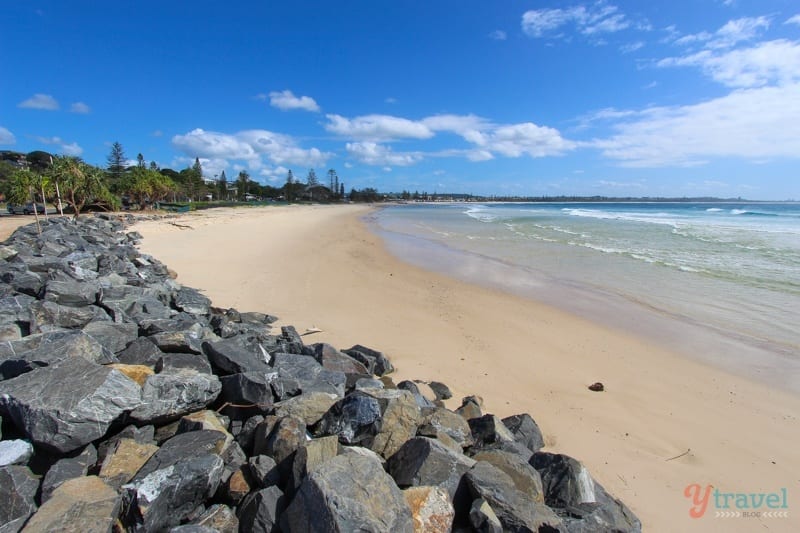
[26,151,53,172]
[237,170,249,200]
[50,156,118,218]
[6,169,38,205]
[106,142,127,185]
[120,167,177,208]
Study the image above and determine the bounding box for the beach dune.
[133,204,800,532]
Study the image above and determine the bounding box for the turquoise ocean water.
[371,202,800,391]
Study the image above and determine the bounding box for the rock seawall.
[0,215,641,532]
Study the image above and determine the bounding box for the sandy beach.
[34,204,793,531]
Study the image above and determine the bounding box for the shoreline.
[128,204,800,531]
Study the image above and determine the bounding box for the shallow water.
[371,202,800,392]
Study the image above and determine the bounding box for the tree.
[6,169,43,231]
[327,169,336,193]
[192,157,203,179]
[284,170,295,202]
[106,142,126,185]
[136,153,146,168]
[50,156,117,219]
[149,160,159,171]
[120,167,176,209]
[306,169,318,186]
[237,170,249,200]
[339,183,345,198]
[217,170,228,200]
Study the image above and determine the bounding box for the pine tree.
[136,153,145,168]
[106,142,126,184]
[218,170,227,200]
[306,169,318,186]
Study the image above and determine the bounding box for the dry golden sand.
[9,207,798,532]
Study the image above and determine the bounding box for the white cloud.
[785,15,800,26]
[592,83,800,166]
[620,41,644,53]
[474,123,576,158]
[671,17,770,50]
[0,127,15,145]
[325,114,434,141]
[172,128,331,171]
[18,93,59,110]
[34,136,83,156]
[70,102,90,114]
[489,30,507,40]
[658,39,800,88]
[521,2,630,39]
[268,90,320,112]
[346,142,423,166]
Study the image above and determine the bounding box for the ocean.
[371,202,800,391]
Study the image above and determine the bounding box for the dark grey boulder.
[40,444,97,502]
[465,461,562,532]
[149,328,208,354]
[0,294,35,326]
[237,485,286,533]
[503,413,545,453]
[156,352,213,374]
[428,381,453,400]
[28,300,106,332]
[468,414,518,450]
[203,338,272,375]
[418,407,475,450]
[387,437,476,515]
[43,279,99,307]
[288,435,339,496]
[116,336,164,366]
[96,424,156,467]
[0,465,39,532]
[253,416,307,466]
[472,449,544,503]
[271,352,346,397]
[190,503,239,532]
[455,395,483,420]
[219,371,277,409]
[130,369,221,425]
[122,454,225,532]
[312,391,382,445]
[308,343,369,375]
[0,357,141,454]
[0,329,116,380]
[398,380,437,409]
[248,454,281,489]
[82,320,138,354]
[283,452,413,533]
[530,452,642,532]
[469,498,503,533]
[132,430,228,481]
[0,267,43,298]
[343,344,394,376]
[174,286,212,315]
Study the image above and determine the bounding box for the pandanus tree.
[6,169,44,232]
[49,156,117,219]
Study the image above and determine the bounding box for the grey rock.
[122,454,225,532]
[473,449,544,503]
[219,371,276,409]
[428,381,453,401]
[366,389,422,459]
[28,300,105,332]
[455,395,483,420]
[82,320,139,353]
[156,352,213,374]
[237,485,286,533]
[191,504,239,532]
[0,295,35,326]
[530,452,642,532]
[354,377,384,391]
[387,437,476,514]
[308,343,369,375]
[343,344,394,376]
[41,444,97,502]
[288,435,339,496]
[283,452,413,533]
[273,391,339,426]
[0,330,116,380]
[398,380,436,409]
[203,338,271,375]
[272,352,346,397]
[0,357,141,453]
[0,439,33,467]
[43,279,99,307]
[174,286,212,315]
[0,267,43,298]
[503,413,545,454]
[23,475,121,533]
[0,465,38,532]
[130,369,221,424]
[117,336,164,366]
[468,414,517,450]
[248,455,281,489]
[469,498,503,533]
[253,416,306,465]
[418,407,475,450]
[312,391,382,445]
[133,430,228,481]
[465,461,562,532]
[96,424,156,466]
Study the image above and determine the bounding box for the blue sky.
[1,1,799,199]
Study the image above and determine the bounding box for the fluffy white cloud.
[70,102,90,114]
[659,39,800,87]
[172,128,331,172]
[474,123,576,158]
[0,127,15,145]
[34,136,83,156]
[267,90,320,112]
[18,93,59,110]
[346,142,423,166]
[593,83,800,166]
[786,14,800,26]
[325,114,434,141]
[521,2,630,38]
